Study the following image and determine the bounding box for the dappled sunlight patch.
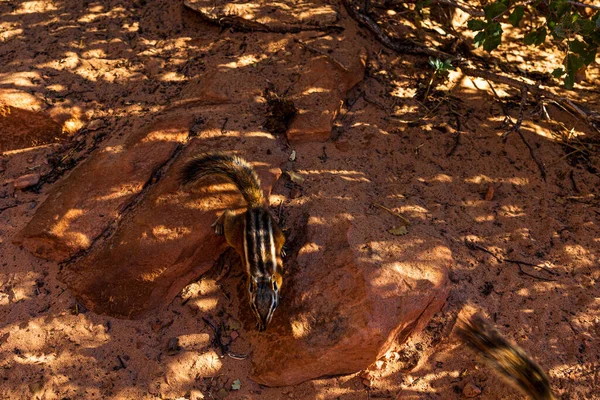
[142,128,188,143]
[290,314,311,340]
[150,225,192,242]
[500,204,526,218]
[301,86,332,96]
[159,71,186,82]
[219,54,266,69]
[473,214,495,223]
[14,1,57,14]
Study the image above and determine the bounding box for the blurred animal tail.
[457,314,556,400]
[180,152,264,207]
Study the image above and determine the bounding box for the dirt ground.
[1,0,599,399]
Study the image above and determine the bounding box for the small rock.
[87,119,105,131]
[28,381,44,394]
[230,331,239,341]
[151,321,162,333]
[361,378,372,388]
[215,388,228,399]
[290,187,301,199]
[228,318,241,330]
[189,389,205,400]
[167,337,181,355]
[448,270,460,283]
[374,360,385,370]
[13,173,40,190]
[462,382,482,398]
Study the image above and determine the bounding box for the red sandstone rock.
[59,139,286,318]
[286,46,366,144]
[14,112,193,261]
[248,213,450,386]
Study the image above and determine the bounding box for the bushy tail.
[457,314,556,400]
[180,152,264,207]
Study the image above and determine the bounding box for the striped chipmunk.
[180,152,285,331]
[457,314,556,400]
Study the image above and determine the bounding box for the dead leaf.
[388,226,409,236]
[286,170,305,184]
[373,203,410,226]
[0,332,9,346]
[485,183,494,201]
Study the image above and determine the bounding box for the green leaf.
[552,67,564,78]
[473,31,486,48]
[524,27,546,46]
[524,31,536,45]
[534,27,547,45]
[564,73,575,89]
[484,2,508,22]
[467,19,487,31]
[582,47,597,65]
[508,6,525,27]
[231,379,241,391]
[483,33,502,52]
[569,39,586,55]
[566,53,584,73]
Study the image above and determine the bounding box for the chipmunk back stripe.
[257,208,266,276]
[245,208,259,275]
[267,215,277,275]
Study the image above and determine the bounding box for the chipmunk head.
[248,272,282,331]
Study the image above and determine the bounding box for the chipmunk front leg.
[212,209,246,281]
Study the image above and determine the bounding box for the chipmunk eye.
[249,281,256,293]
[273,281,278,292]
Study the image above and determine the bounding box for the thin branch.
[465,239,558,281]
[517,263,557,282]
[341,0,600,135]
[387,0,484,17]
[517,128,547,181]
[567,1,600,11]
[341,0,456,59]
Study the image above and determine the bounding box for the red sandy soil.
[1,1,599,399]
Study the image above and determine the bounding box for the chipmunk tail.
[180,152,264,207]
[457,314,556,400]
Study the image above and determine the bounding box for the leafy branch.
[467,0,600,88]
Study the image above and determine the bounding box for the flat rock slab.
[14,112,193,261]
[60,136,286,318]
[286,43,366,143]
[0,106,65,153]
[184,0,338,31]
[248,209,450,386]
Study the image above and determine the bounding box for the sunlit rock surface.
[248,210,450,386]
[14,112,193,261]
[59,138,285,318]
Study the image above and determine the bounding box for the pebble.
[462,382,482,398]
[87,119,105,131]
[13,173,40,190]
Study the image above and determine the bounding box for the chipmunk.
[457,314,556,400]
[180,152,285,331]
